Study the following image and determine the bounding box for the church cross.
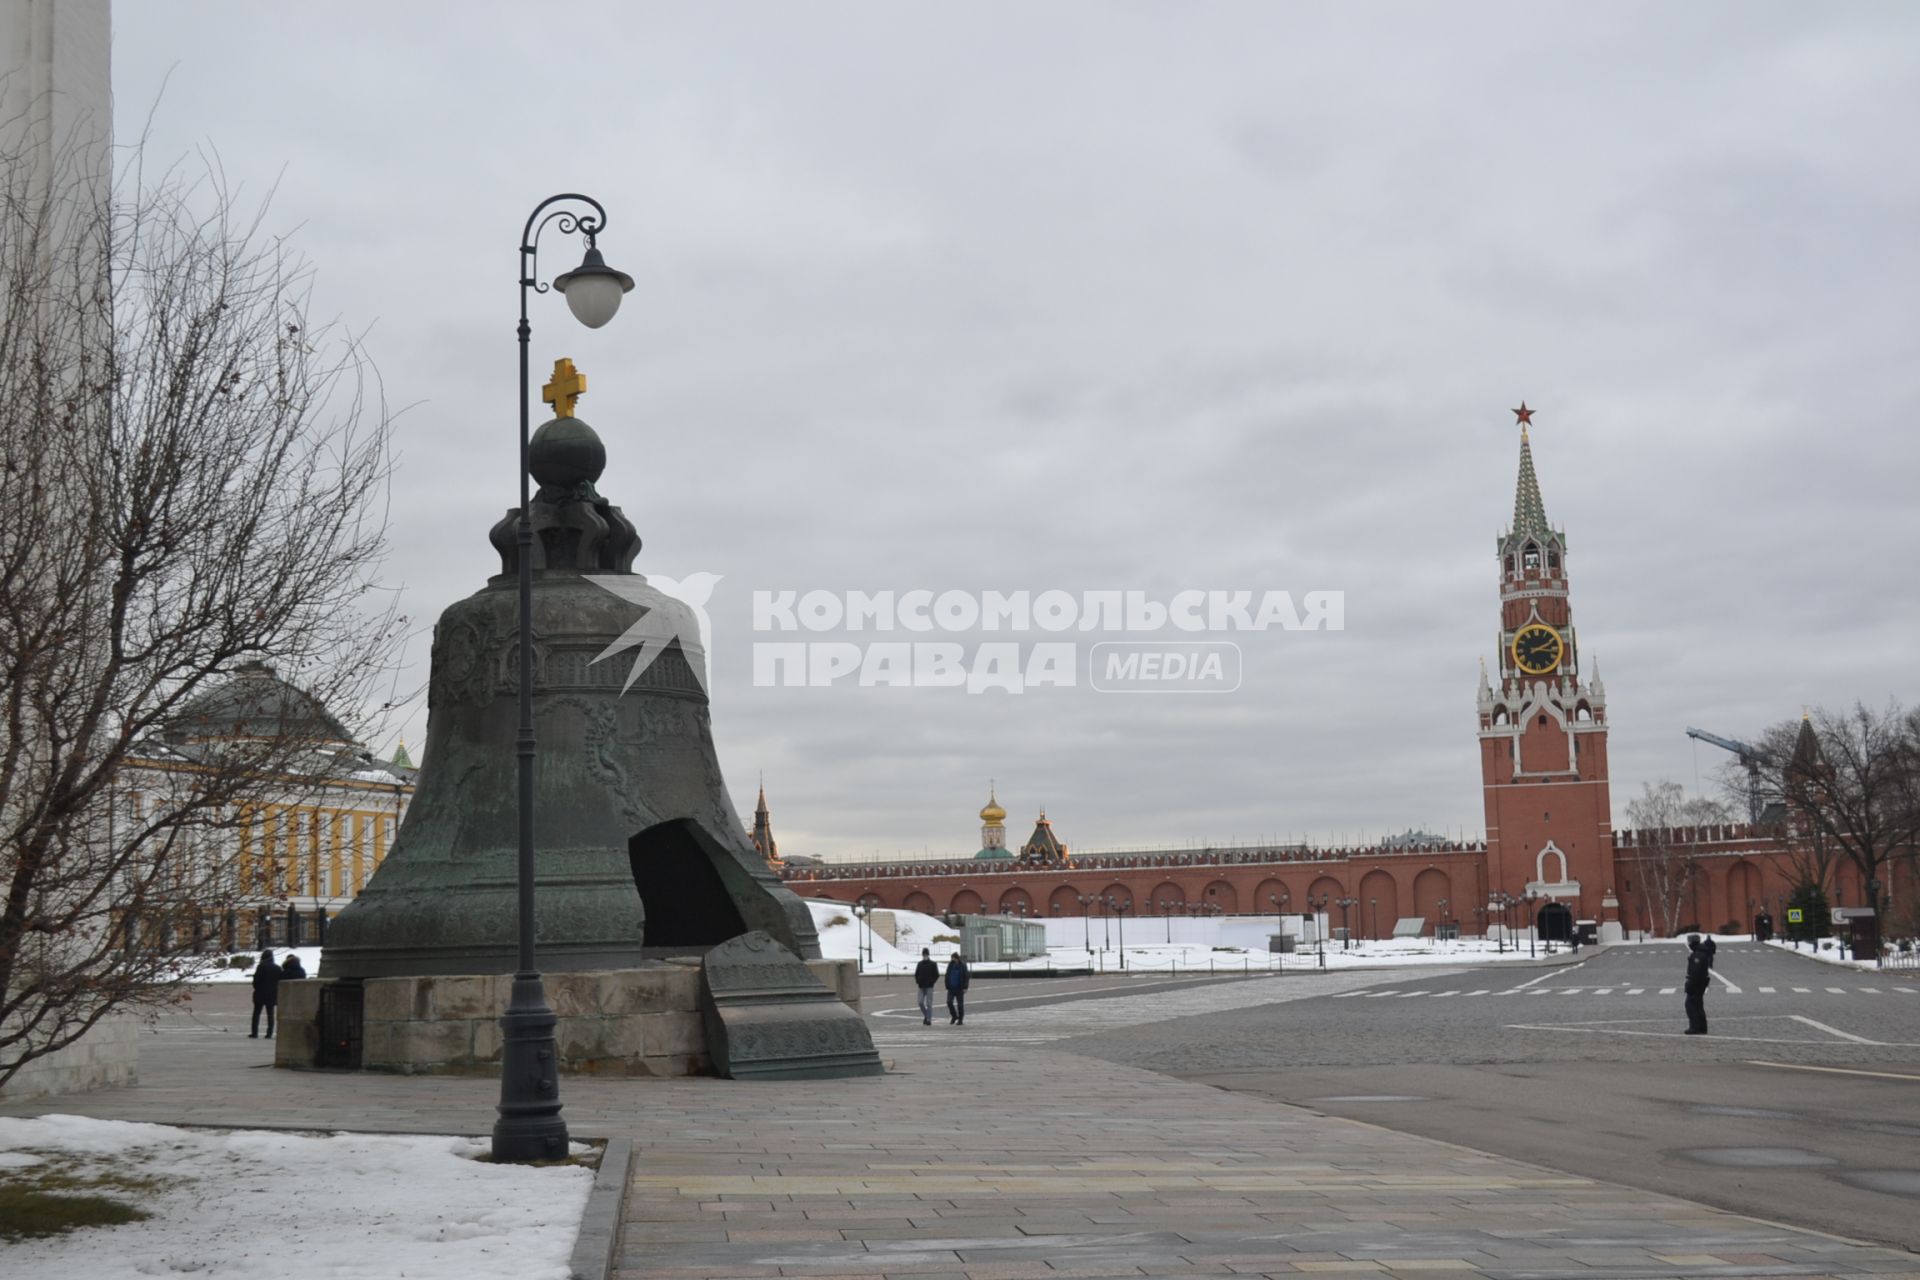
[542,357,587,418]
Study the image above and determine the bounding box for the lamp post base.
[491,971,569,1162]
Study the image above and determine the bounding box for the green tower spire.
[1512,418,1548,538]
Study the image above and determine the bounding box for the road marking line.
[1593,988,1613,995]
[1503,961,1586,994]
[1789,1015,1881,1045]
[1364,990,1400,998]
[1827,987,1846,994]
[1559,989,1581,996]
[1660,987,1677,995]
[1794,987,1811,993]
[1899,987,1919,994]
[1627,988,1644,995]
[870,973,1254,1015]
[1860,987,1881,994]
[1396,991,1427,998]
[1748,1061,1920,1082]
[1710,968,1742,993]
[1466,989,1489,997]
[1432,990,1458,998]
[1507,1024,1836,1044]
[1759,986,1775,993]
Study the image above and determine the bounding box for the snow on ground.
[1765,936,1911,971]
[181,915,1788,984]
[807,900,947,969]
[170,946,323,984]
[0,1114,592,1279]
[799,899,1579,976]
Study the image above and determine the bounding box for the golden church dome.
[979,787,1006,824]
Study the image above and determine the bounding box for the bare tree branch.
[0,126,400,1087]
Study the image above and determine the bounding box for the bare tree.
[1623,780,1728,937]
[0,127,400,1087]
[1706,750,1842,900]
[1751,703,1920,916]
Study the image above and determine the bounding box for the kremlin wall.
[776,417,1900,941]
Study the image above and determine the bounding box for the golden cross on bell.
[542,357,587,418]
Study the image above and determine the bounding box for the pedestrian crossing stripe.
[1311,984,1919,1000]
[875,970,1920,1043]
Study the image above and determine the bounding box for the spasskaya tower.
[1476,405,1621,941]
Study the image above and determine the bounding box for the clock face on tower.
[1511,623,1564,675]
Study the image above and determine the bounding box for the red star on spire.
[1512,402,1534,426]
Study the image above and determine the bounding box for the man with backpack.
[945,952,971,1025]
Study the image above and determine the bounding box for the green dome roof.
[973,845,1013,859]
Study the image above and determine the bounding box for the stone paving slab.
[608,1045,1920,1280]
[6,995,1920,1279]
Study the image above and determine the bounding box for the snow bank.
[1765,936,1899,971]
[173,946,324,985]
[805,900,961,968]
[796,898,1575,976]
[0,1114,592,1279]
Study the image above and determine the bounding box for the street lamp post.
[1524,891,1541,958]
[1370,897,1379,942]
[1336,896,1358,950]
[1077,894,1094,953]
[1269,892,1289,974]
[853,904,874,965]
[494,193,635,1164]
[1436,898,1449,946]
[1488,891,1513,953]
[1108,896,1129,969]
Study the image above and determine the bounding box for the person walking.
[913,948,939,1025]
[1683,934,1711,1035]
[945,952,971,1025]
[250,949,283,1039]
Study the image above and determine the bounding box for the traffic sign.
[1787,908,1804,923]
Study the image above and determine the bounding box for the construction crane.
[1684,727,1773,824]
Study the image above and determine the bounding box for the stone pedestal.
[276,957,860,1077]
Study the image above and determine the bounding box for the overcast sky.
[110,3,1920,860]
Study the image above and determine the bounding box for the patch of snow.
[170,947,324,985]
[0,1114,592,1280]
[799,900,1583,976]
[1765,937,1896,971]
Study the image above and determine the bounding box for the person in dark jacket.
[1683,934,1711,1035]
[945,953,971,1025]
[250,949,283,1039]
[913,948,940,1025]
[280,952,307,981]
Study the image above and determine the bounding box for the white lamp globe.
[553,247,635,329]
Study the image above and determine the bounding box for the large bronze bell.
[321,412,819,979]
